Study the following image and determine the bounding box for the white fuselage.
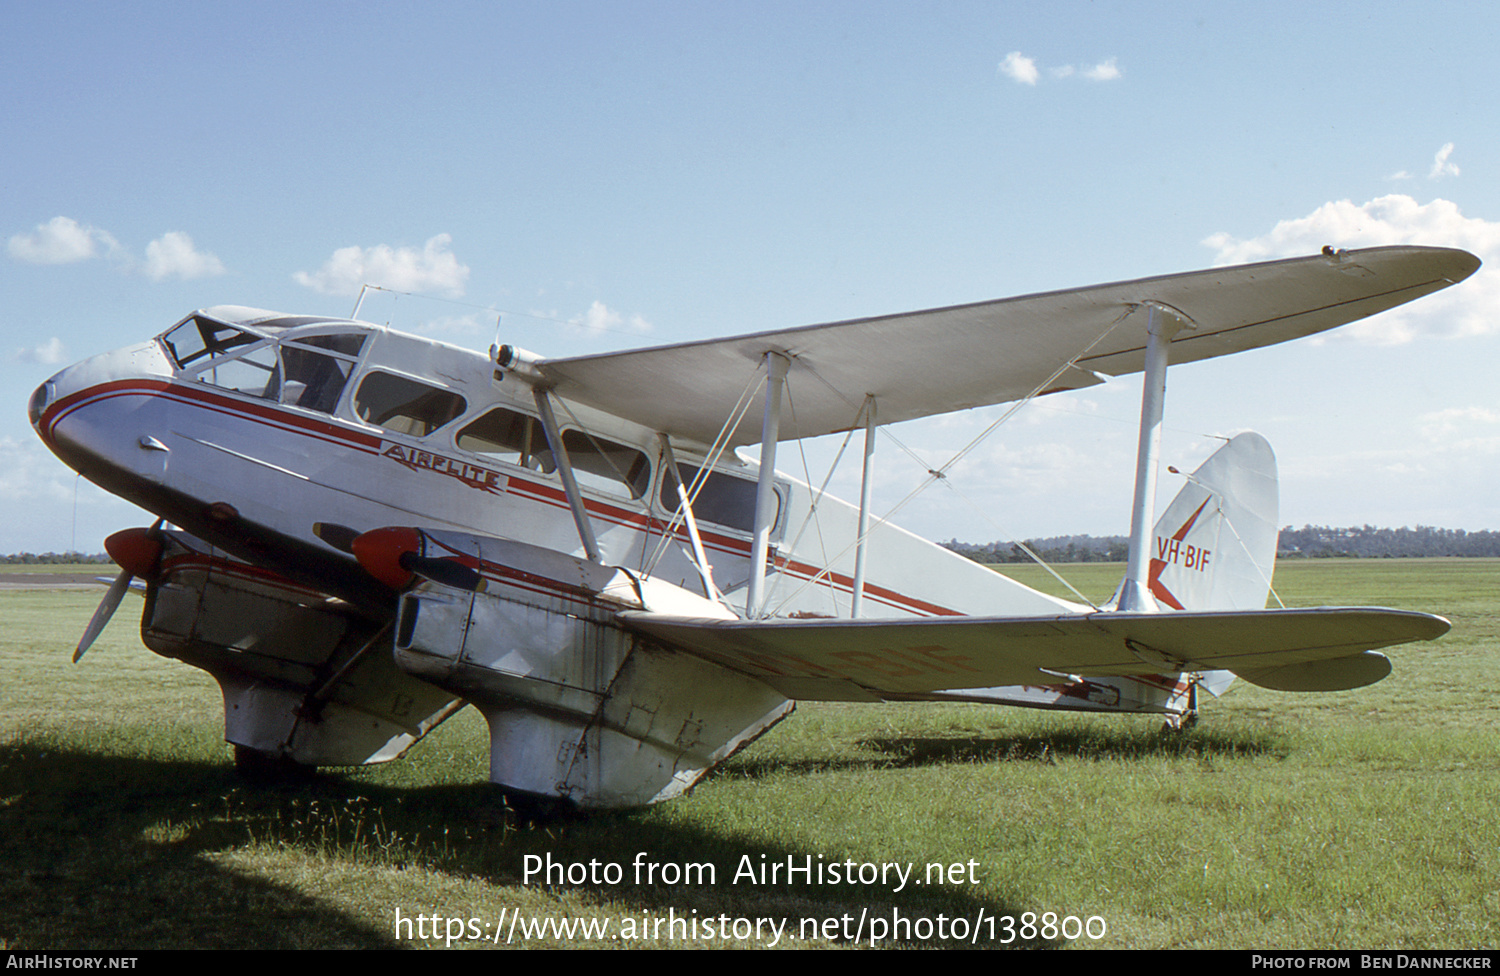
[31,307,1080,623]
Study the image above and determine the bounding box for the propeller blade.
[74,569,132,662]
[350,527,486,593]
[75,520,166,662]
[399,552,486,592]
[313,521,361,554]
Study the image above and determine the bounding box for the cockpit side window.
[195,342,282,400]
[278,335,365,413]
[354,371,467,436]
[167,319,366,415]
[162,317,258,369]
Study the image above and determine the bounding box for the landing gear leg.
[1161,680,1199,732]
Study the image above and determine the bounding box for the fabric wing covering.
[537,246,1479,447]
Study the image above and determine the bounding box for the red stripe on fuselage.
[45,378,964,618]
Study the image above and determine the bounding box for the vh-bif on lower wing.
[619,607,1450,701]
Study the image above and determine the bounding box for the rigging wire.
[765,308,1137,615]
[641,365,765,580]
[761,379,861,616]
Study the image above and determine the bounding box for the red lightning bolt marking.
[1148,499,1211,610]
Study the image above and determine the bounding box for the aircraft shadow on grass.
[0,741,1059,949]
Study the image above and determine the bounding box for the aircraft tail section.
[1144,431,1279,613]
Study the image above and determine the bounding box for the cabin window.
[196,342,281,399]
[559,429,652,500]
[280,346,355,413]
[660,464,766,534]
[455,406,554,473]
[354,371,467,436]
[165,318,367,416]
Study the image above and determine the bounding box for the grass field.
[2,559,1497,949]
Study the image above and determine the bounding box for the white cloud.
[999,52,1121,85]
[143,231,225,281]
[293,234,470,297]
[1418,406,1500,442]
[1429,142,1459,180]
[0,436,78,504]
[1082,57,1122,81]
[7,216,119,265]
[571,300,651,335]
[1202,195,1500,343]
[998,52,1039,85]
[14,337,67,365]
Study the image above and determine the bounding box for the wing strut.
[533,389,602,563]
[658,433,729,608]
[850,395,876,619]
[746,351,790,618]
[1117,302,1195,612]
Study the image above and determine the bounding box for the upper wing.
[539,246,1478,446]
[620,606,1450,700]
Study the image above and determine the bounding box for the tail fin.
[1146,431,1279,612]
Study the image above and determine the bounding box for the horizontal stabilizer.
[620,606,1448,701]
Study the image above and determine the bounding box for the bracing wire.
[641,365,765,578]
[765,309,1136,615]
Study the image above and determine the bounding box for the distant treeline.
[942,535,1131,564]
[1,552,110,564]
[1277,525,1500,558]
[942,525,1500,563]
[10,524,1500,566]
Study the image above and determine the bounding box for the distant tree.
[940,525,1500,563]
[1,552,110,564]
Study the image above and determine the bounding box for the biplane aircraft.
[29,245,1478,808]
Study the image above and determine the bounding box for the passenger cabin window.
[660,464,766,534]
[163,316,366,415]
[354,371,466,436]
[455,406,650,499]
[559,429,652,500]
[456,407,554,473]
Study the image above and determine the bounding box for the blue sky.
[6,1,1500,553]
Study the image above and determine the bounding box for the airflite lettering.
[383,443,506,493]
[1155,535,1211,573]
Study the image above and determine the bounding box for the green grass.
[2,563,1498,949]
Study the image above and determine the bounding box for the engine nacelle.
[140,532,463,766]
[387,531,792,809]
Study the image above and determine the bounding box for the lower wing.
[620,607,1449,700]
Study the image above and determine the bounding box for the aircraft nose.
[28,378,55,429]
